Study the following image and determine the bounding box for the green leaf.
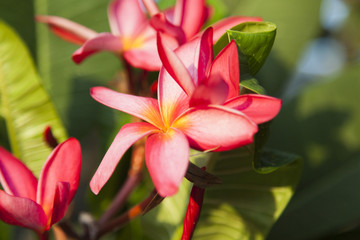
[255,148,302,174]
[223,0,322,96]
[192,147,302,240]
[0,21,67,175]
[240,76,266,95]
[267,63,360,239]
[214,21,277,77]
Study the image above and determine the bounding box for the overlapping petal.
[50,182,70,226]
[108,0,147,37]
[224,94,282,124]
[157,33,195,96]
[91,86,164,128]
[145,128,189,197]
[0,147,37,200]
[37,138,81,219]
[0,190,47,232]
[90,122,158,194]
[196,27,213,85]
[189,76,229,107]
[35,15,97,45]
[150,13,186,45]
[174,106,258,151]
[174,0,207,39]
[72,33,123,64]
[209,40,239,99]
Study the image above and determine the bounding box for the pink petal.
[142,0,160,16]
[90,122,158,194]
[35,15,97,45]
[0,147,37,200]
[157,32,195,96]
[0,190,47,232]
[145,129,189,197]
[210,40,239,99]
[189,76,228,107]
[211,16,263,43]
[123,29,179,71]
[174,0,207,39]
[37,138,81,218]
[108,0,147,37]
[224,94,282,124]
[196,27,213,85]
[174,105,258,151]
[158,66,189,128]
[50,182,70,227]
[150,13,186,45]
[72,33,123,64]
[90,86,164,128]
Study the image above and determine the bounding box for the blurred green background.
[1,0,360,239]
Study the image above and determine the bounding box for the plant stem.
[97,138,145,227]
[96,189,163,239]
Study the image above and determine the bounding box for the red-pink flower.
[0,138,81,236]
[89,29,280,198]
[36,0,262,71]
[157,27,282,127]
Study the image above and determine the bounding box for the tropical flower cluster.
[1,0,282,238]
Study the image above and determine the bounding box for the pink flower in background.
[0,138,81,236]
[37,0,262,71]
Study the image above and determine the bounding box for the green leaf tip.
[214,21,277,77]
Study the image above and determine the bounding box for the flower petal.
[0,147,37,200]
[0,190,47,232]
[158,64,189,128]
[141,0,160,16]
[157,32,195,96]
[189,76,228,107]
[108,0,147,37]
[72,33,123,64]
[196,27,213,85]
[90,86,164,128]
[211,16,263,43]
[150,13,186,45]
[210,40,239,99]
[50,182,70,227]
[174,0,207,39]
[145,129,189,197]
[224,94,282,124]
[37,138,81,219]
[35,15,97,45]
[174,106,258,151]
[123,29,178,71]
[90,122,158,194]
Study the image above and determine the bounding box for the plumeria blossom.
[89,29,280,198]
[157,27,282,126]
[0,138,81,237]
[36,0,262,71]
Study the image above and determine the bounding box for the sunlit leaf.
[0,21,67,175]
[267,63,360,240]
[240,76,266,95]
[192,147,302,240]
[214,22,276,77]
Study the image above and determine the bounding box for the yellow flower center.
[122,36,144,51]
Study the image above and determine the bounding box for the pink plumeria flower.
[0,138,81,238]
[157,27,282,127]
[89,30,279,198]
[37,0,262,71]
